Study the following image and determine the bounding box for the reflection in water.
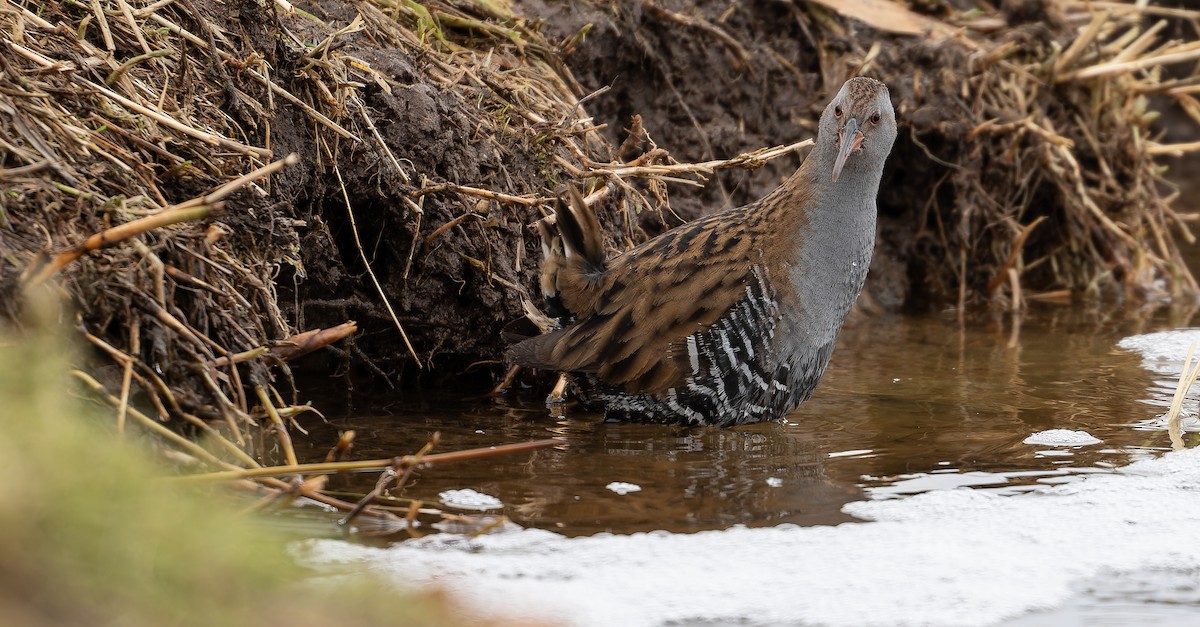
[294,306,1197,537]
[803,306,1193,487]
[507,420,860,532]
[298,406,861,535]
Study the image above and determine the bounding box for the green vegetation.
[0,295,478,627]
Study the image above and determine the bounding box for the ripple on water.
[293,310,1194,535]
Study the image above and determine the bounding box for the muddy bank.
[1,0,1197,426]
[529,1,1199,310]
[290,0,1200,379]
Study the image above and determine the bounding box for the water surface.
[294,306,1194,536]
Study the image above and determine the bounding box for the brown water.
[293,306,1195,537]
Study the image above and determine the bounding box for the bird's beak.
[832,117,863,183]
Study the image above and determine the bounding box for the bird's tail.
[509,185,608,368]
[533,184,607,319]
[556,184,606,271]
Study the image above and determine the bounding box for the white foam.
[866,470,1008,497]
[604,482,641,495]
[296,446,1200,627]
[1119,329,1200,433]
[437,489,502,511]
[1022,429,1102,446]
[1117,329,1200,375]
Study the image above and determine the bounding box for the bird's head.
[819,77,897,183]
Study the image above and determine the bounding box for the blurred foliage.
[0,292,492,627]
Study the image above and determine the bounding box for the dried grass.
[0,0,801,526]
[867,1,1200,306]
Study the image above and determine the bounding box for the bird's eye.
[834,105,842,118]
[871,112,882,124]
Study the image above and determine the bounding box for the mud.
[252,1,581,384]
[276,0,907,385]
[257,1,836,385]
[269,0,1191,384]
[6,0,1187,404]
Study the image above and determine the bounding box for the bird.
[507,77,898,426]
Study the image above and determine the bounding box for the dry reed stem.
[1079,1,1200,19]
[987,216,1048,297]
[0,1,458,528]
[879,1,1200,305]
[1166,343,1200,451]
[342,433,438,527]
[1147,141,1200,155]
[1054,10,1111,76]
[116,318,139,435]
[1066,43,1200,81]
[76,77,272,158]
[73,370,239,471]
[548,373,568,404]
[590,139,814,179]
[27,155,298,286]
[490,364,522,395]
[209,322,359,367]
[324,430,356,463]
[176,438,562,482]
[412,182,551,207]
[644,0,751,72]
[28,205,216,286]
[256,386,298,467]
[331,158,422,366]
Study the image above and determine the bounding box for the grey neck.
[805,143,886,214]
[785,150,881,350]
[792,146,881,253]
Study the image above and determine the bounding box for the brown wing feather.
[509,172,815,395]
[540,210,757,394]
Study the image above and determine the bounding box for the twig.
[412,182,551,207]
[331,159,421,366]
[209,322,358,367]
[461,254,526,293]
[187,153,300,207]
[28,205,215,286]
[1147,141,1200,156]
[324,430,355,463]
[424,211,484,248]
[256,386,297,467]
[89,0,115,51]
[73,370,238,471]
[116,318,139,435]
[987,216,1047,296]
[592,139,813,179]
[1053,10,1110,76]
[175,438,562,482]
[106,49,173,87]
[115,0,152,54]
[644,0,751,72]
[1065,41,1200,81]
[26,155,298,286]
[353,96,410,182]
[341,433,439,527]
[1076,1,1200,20]
[74,77,272,158]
